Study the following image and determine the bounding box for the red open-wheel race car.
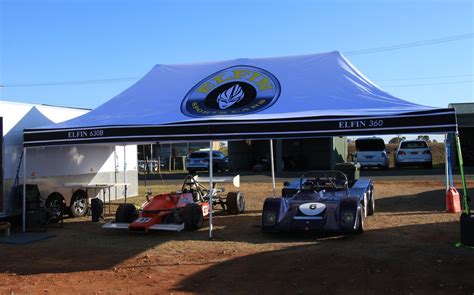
[103,175,244,232]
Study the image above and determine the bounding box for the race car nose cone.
[299,203,326,216]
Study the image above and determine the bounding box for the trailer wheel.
[183,203,203,230]
[226,192,245,215]
[69,190,89,218]
[45,193,66,224]
[115,203,138,223]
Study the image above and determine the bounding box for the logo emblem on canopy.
[181,65,281,117]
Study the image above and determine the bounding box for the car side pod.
[460,213,474,246]
[338,197,360,232]
[261,197,284,232]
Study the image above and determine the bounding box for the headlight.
[341,211,354,224]
[263,212,277,225]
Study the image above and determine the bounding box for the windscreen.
[355,138,386,151]
[400,141,428,149]
[189,152,208,158]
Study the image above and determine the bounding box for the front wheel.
[183,203,204,230]
[115,203,138,223]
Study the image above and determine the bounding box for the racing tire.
[115,203,138,223]
[356,206,365,234]
[69,190,89,218]
[183,203,204,231]
[226,191,245,215]
[367,190,375,216]
[45,193,66,224]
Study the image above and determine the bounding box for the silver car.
[354,137,389,169]
[395,140,432,168]
[186,151,228,174]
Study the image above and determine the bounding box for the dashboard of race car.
[261,169,374,234]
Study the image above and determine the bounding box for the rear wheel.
[356,207,365,234]
[115,203,138,223]
[367,190,375,216]
[183,203,204,230]
[226,192,245,215]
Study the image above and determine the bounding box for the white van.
[354,137,389,169]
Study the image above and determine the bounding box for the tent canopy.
[24,51,456,147]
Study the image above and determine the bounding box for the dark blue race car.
[261,169,374,234]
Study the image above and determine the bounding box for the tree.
[389,136,405,144]
[417,135,431,142]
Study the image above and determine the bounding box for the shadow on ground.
[376,187,473,213]
[175,220,474,294]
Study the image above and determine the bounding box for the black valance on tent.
[23,51,456,147]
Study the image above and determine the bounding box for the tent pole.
[208,141,213,240]
[455,133,470,214]
[22,147,27,233]
[269,139,276,197]
[124,145,127,203]
[444,134,449,191]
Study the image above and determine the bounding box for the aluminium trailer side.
[0,101,138,219]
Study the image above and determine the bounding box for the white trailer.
[0,101,138,218]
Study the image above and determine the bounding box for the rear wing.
[193,175,240,188]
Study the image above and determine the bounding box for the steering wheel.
[325,174,337,189]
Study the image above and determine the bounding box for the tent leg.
[208,141,213,240]
[124,145,127,203]
[444,134,449,191]
[269,139,276,197]
[455,133,470,214]
[22,147,27,233]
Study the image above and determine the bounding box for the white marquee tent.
[22,51,460,237]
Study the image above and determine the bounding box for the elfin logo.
[181,66,280,117]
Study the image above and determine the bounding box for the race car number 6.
[368,120,383,127]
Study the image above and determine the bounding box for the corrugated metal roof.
[449,103,474,115]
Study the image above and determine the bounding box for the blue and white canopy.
[24,51,456,147]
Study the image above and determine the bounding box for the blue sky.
[0,0,472,112]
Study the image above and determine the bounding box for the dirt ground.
[1,180,473,294]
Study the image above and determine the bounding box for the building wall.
[228,138,347,171]
[448,103,474,167]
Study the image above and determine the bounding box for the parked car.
[261,167,374,234]
[395,140,432,168]
[354,137,389,169]
[186,150,228,174]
